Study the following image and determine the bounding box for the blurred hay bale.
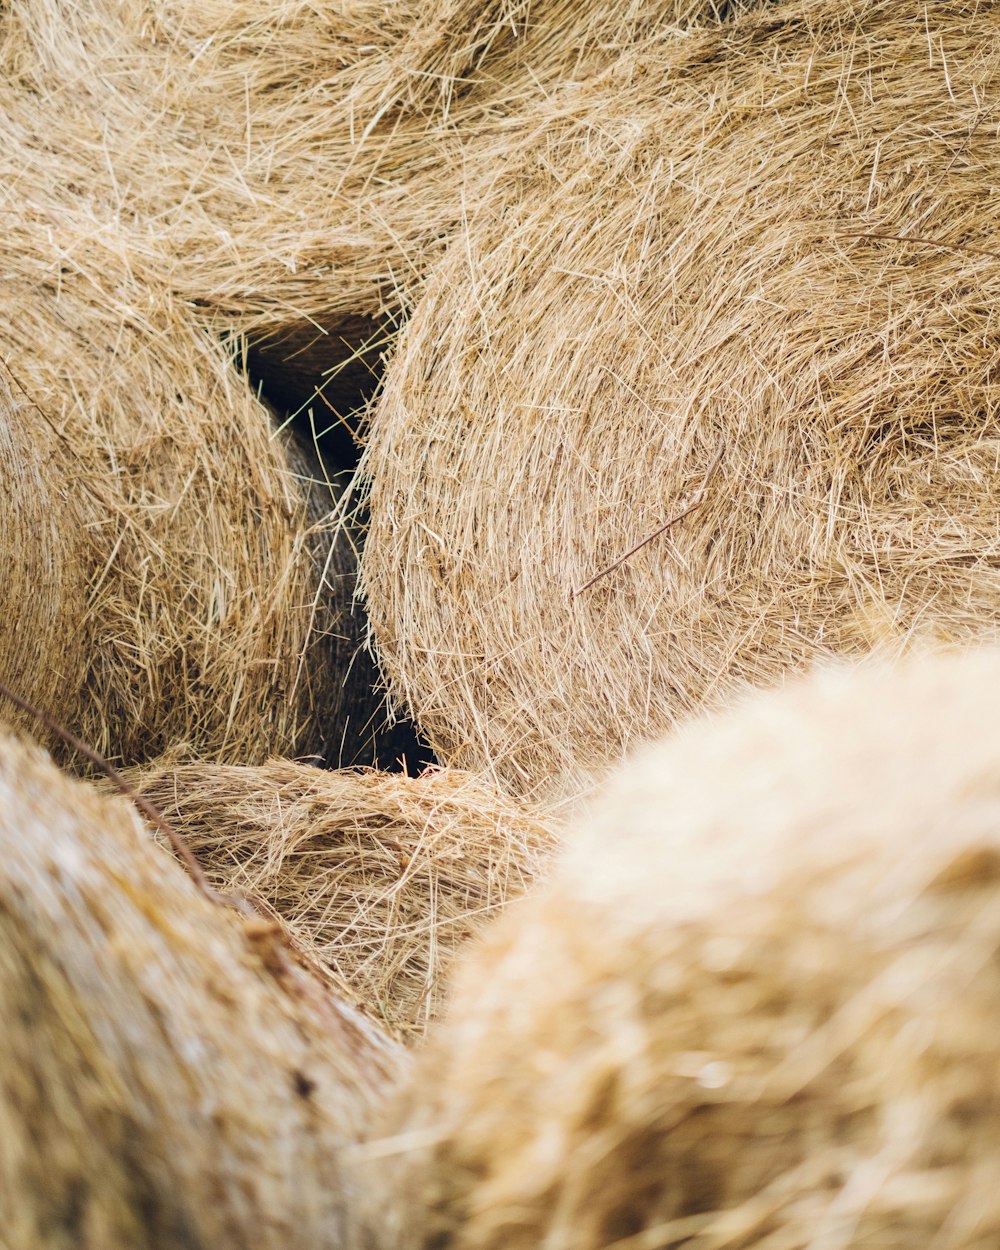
[366,648,1000,1249]
[360,0,1000,798]
[130,758,557,1037]
[0,728,404,1250]
[0,0,763,410]
[0,235,367,765]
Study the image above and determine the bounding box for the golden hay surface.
[130,759,556,1038]
[0,96,390,766]
[0,0,765,379]
[365,648,1000,1250]
[0,728,405,1250]
[360,0,1000,799]
[0,365,90,730]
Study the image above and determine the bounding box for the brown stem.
[574,446,723,597]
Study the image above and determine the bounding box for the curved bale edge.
[0,729,406,1250]
[0,257,370,766]
[0,0,768,390]
[129,758,558,1038]
[363,648,1000,1249]
[0,363,91,742]
[360,0,1000,799]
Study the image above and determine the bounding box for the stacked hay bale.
[360,0,1000,797]
[0,0,768,423]
[0,247,364,764]
[130,759,556,1036]
[0,729,404,1250]
[364,648,1000,1249]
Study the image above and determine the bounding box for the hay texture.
[361,0,1000,798]
[130,759,556,1037]
[366,648,1000,1250]
[0,0,763,408]
[0,156,380,765]
[0,729,404,1250]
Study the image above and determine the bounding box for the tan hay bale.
[0,366,90,730]
[0,728,405,1250]
[0,240,357,764]
[129,758,556,1037]
[365,648,1000,1249]
[0,0,763,365]
[360,0,1000,799]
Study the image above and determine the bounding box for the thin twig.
[574,446,723,597]
[838,231,1000,265]
[0,677,221,904]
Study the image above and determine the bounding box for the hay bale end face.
[0,364,90,742]
[130,759,556,1037]
[0,0,770,358]
[365,649,1000,1249]
[0,730,406,1250]
[0,192,376,766]
[361,0,1000,798]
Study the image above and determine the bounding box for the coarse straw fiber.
[0,169,367,767]
[0,729,405,1250]
[362,648,1000,1250]
[129,758,556,1038]
[360,0,1000,800]
[0,0,765,418]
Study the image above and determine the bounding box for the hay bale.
[0,365,91,733]
[0,0,764,380]
[0,235,365,765]
[360,0,1000,798]
[365,648,1000,1249]
[129,758,556,1037]
[0,728,405,1250]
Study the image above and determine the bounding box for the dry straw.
[0,0,760,411]
[365,648,1000,1249]
[0,728,405,1250]
[361,0,1000,799]
[0,80,400,765]
[0,273,361,765]
[130,758,556,1037]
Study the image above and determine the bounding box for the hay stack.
[0,204,366,765]
[361,0,1000,797]
[0,728,405,1250]
[0,0,765,419]
[365,649,1000,1249]
[130,759,556,1037]
[0,365,91,732]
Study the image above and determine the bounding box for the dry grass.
[367,647,1000,1249]
[0,728,404,1250]
[130,758,557,1038]
[0,0,762,405]
[360,0,1000,799]
[0,199,362,765]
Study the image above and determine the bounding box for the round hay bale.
[0,728,404,1250]
[0,0,766,378]
[365,648,1000,1249]
[129,758,556,1037]
[0,365,91,734]
[0,214,366,765]
[360,0,1000,798]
